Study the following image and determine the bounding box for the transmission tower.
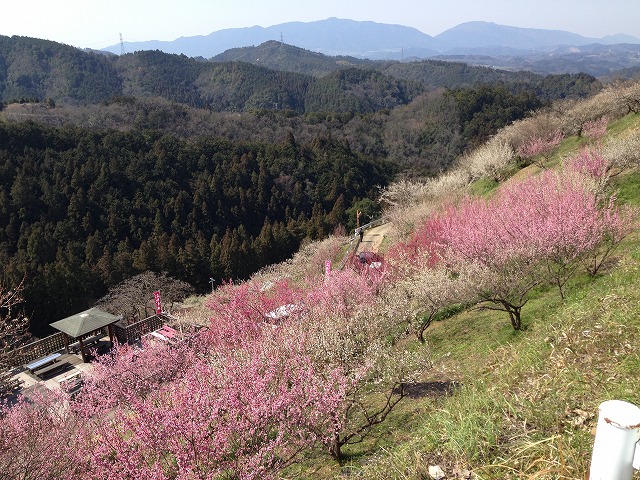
[119,33,125,55]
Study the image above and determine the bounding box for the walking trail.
[356,222,392,254]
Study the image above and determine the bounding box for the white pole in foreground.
[589,400,640,480]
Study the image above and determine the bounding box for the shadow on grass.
[395,380,461,399]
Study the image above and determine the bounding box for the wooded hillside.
[0,35,606,335]
[1,36,601,112]
[0,122,391,335]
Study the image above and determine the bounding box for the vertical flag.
[153,291,162,314]
[325,259,331,275]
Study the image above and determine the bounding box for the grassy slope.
[284,113,640,479]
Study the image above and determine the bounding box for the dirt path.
[356,222,392,254]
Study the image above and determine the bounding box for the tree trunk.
[506,304,522,330]
[329,434,343,460]
[416,312,435,344]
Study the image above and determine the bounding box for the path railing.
[337,216,388,270]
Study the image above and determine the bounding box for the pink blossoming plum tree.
[75,332,348,480]
[276,268,427,459]
[394,165,635,328]
[582,116,609,141]
[0,389,83,480]
[517,131,564,169]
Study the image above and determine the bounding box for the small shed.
[50,308,122,363]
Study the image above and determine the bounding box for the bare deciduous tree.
[96,271,194,322]
[1,279,31,396]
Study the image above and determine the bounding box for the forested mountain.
[1,35,602,112]
[0,36,121,103]
[0,36,603,179]
[0,121,392,335]
[212,40,580,89]
[212,40,370,77]
[0,35,606,336]
[0,37,422,113]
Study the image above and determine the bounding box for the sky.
[1,0,639,50]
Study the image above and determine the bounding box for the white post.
[589,400,640,480]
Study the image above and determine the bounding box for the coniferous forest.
[0,122,393,335]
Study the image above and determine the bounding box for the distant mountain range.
[103,18,640,61]
[0,34,603,112]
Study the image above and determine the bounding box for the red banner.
[153,291,162,314]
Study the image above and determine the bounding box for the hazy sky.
[2,0,639,49]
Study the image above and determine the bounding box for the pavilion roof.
[50,307,122,338]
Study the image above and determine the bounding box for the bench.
[59,370,83,393]
[70,333,105,351]
[150,331,169,342]
[60,370,81,383]
[84,333,106,346]
[25,352,62,372]
[158,325,178,338]
[149,326,181,344]
[33,360,70,379]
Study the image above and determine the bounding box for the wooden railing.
[112,314,167,344]
[8,332,67,366]
[6,314,183,370]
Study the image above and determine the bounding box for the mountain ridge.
[0,33,610,113]
[103,18,640,60]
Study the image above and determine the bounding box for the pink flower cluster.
[1,265,384,478]
[77,335,349,480]
[388,158,635,325]
[564,147,610,182]
[517,131,564,162]
[582,116,609,140]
